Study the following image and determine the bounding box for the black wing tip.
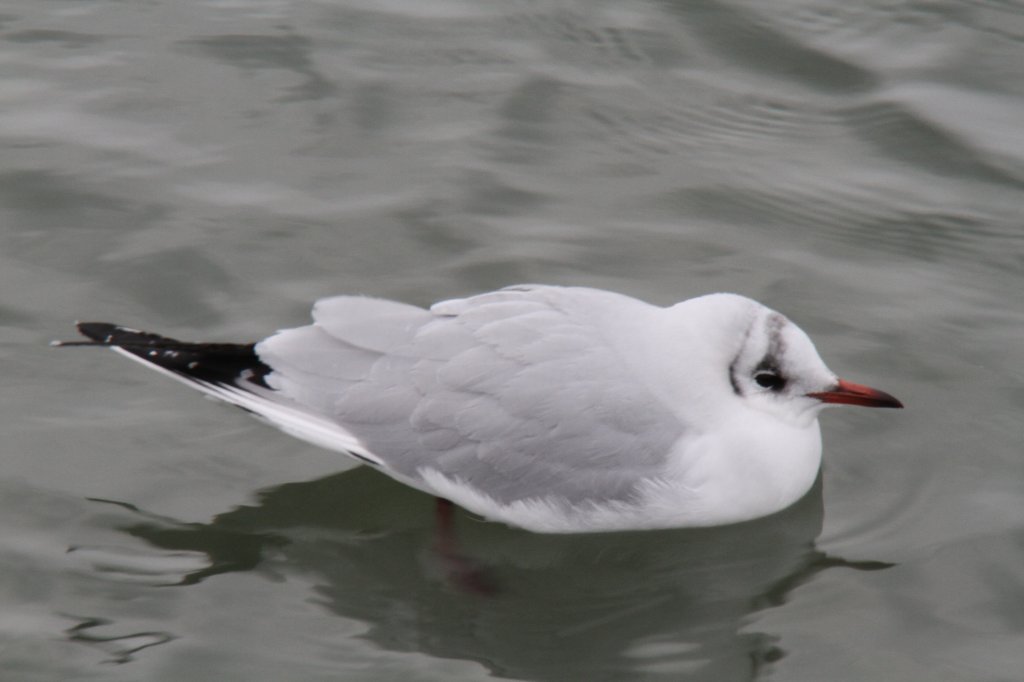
[76,321,121,342]
[76,322,186,347]
[58,321,271,389]
[53,322,180,349]
[52,322,130,347]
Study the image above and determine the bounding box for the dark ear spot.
[728,318,757,397]
[729,366,742,395]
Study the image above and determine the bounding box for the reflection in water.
[93,468,891,680]
[177,32,336,102]
[63,615,175,665]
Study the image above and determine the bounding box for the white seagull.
[62,285,901,533]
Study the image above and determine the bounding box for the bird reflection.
[91,468,890,681]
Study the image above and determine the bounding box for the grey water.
[2,0,1023,679]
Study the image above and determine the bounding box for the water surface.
[1,0,1023,679]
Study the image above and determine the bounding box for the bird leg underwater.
[433,498,499,596]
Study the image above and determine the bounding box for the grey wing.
[258,287,686,505]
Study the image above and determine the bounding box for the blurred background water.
[1,0,1023,679]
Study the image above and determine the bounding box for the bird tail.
[55,322,381,466]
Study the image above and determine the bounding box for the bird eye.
[755,371,786,391]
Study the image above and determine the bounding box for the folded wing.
[258,286,687,506]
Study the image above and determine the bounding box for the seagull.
[59,285,901,533]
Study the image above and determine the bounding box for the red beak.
[808,378,903,409]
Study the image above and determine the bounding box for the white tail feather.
[110,347,382,467]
